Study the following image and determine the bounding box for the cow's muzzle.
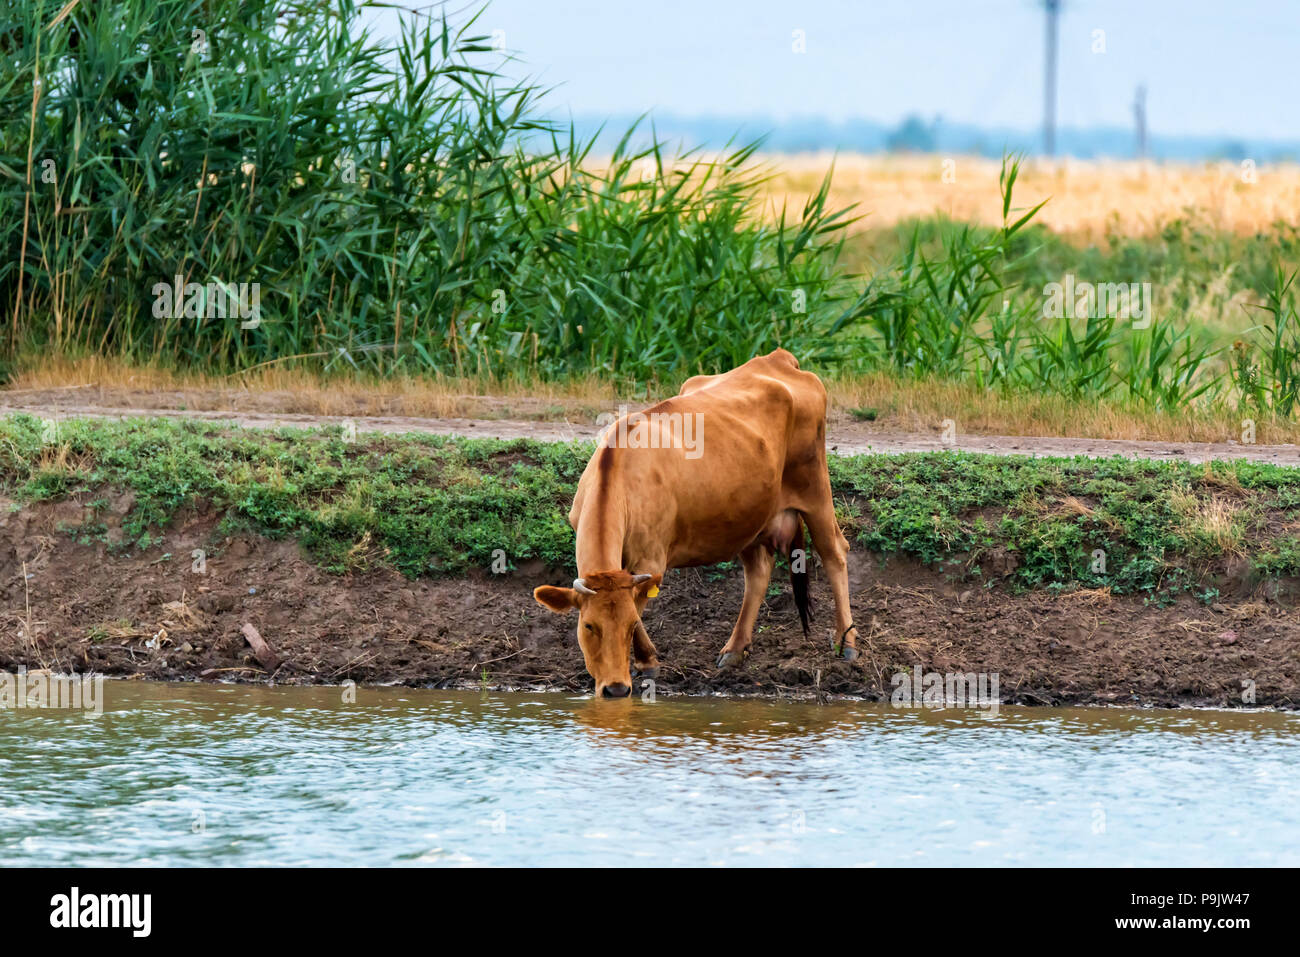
[600,682,631,698]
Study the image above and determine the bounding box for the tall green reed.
[1,0,862,386]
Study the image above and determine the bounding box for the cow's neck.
[575,446,629,574]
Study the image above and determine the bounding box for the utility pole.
[1043,0,1060,156]
[1133,84,1148,159]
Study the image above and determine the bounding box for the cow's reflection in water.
[570,693,863,757]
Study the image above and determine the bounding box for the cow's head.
[533,570,662,698]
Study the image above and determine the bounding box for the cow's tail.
[790,518,812,636]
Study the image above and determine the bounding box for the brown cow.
[533,349,855,697]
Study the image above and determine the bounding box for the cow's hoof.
[715,649,749,670]
[634,666,659,680]
[840,645,859,662]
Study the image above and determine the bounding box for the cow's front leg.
[716,544,775,669]
[632,620,659,677]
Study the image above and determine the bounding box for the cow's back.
[678,349,828,463]
[613,350,827,566]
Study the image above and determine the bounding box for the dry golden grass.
[1059,495,1094,517]
[32,441,93,477]
[1057,587,1112,605]
[824,371,1300,444]
[753,153,1300,241]
[2,354,621,419]
[1196,462,1247,496]
[9,354,1300,445]
[1169,485,1247,556]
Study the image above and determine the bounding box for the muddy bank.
[3,499,1294,708]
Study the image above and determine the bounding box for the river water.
[2,681,1297,866]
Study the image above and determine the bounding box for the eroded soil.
[3,496,1295,707]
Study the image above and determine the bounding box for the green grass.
[7,414,1300,601]
[838,214,1300,414]
[844,215,1300,315]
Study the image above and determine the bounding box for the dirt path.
[4,397,1299,465]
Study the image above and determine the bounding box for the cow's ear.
[534,585,579,613]
[635,574,663,601]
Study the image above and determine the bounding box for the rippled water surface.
[2,681,1298,866]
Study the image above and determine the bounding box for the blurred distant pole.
[1043,0,1060,156]
[1133,84,1149,158]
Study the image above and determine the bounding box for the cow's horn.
[573,578,597,595]
[630,574,653,584]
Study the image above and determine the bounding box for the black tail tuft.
[791,518,812,636]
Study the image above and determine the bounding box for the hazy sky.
[369,0,1299,140]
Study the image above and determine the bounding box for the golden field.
[751,153,1300,241]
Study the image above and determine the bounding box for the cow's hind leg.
[799,502,857,661]
[716,543,775,669]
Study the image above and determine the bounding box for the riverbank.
[3,414,1298,707]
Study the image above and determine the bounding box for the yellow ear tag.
[647,585,660,598]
